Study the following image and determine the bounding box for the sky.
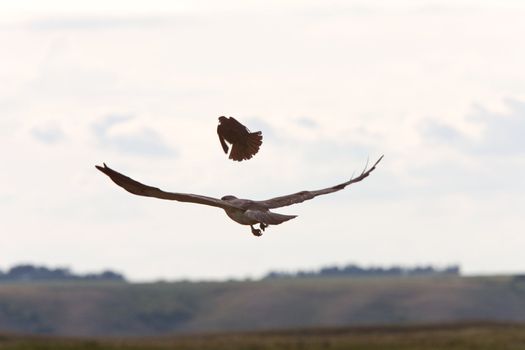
[1,0,524,281]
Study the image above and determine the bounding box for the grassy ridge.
[1,323,525,349]
[1,276,525,336]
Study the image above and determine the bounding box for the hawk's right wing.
[258,156,383,209]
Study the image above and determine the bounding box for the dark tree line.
[0,264,126,282]
[265,264,460,279]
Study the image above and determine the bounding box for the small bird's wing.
[96,163,241,210]
[259,156,383,209]
[227,117,251,133]
[217,117,263,161]
[217,124,230,153]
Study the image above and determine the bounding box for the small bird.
[217,116,263,161]
[95,156,383,237]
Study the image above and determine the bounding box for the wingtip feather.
[96,163,111,175]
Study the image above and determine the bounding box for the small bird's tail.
[229,131,263,161]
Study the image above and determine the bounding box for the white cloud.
[92,115,178,157]
[31,123,65,144]
[468,99,525,156]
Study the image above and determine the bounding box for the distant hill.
[0,264,125,282]
[0,263,459,283]
[265,264,460,279]
[1,275,525,336]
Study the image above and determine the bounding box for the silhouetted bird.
[217,116,263,161]
[95,156,383,237]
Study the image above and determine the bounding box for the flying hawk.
[217,116,263,161]
[95,156,383,237]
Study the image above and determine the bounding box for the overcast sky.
[1,0,524,281]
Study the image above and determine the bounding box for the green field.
[1,323,525,349]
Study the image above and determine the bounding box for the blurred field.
[1,276,525,336]
[1,323,525,349]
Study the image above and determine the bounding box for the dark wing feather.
[217,129,229,153]
[227,117,251,133]
[95,163,241,210]
[259,156,383,209]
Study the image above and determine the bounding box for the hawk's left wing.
[96,163,242,210]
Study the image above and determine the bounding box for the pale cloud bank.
[421,99,525,157]
[1,1,525,280]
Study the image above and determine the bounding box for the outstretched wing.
[95,163,241,210]
[259,156,384,209]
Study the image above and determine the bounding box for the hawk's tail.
[245,210,297,225]
[229,131,263,161]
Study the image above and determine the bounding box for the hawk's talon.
[251,225,263,237]
[259,223,268,231]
